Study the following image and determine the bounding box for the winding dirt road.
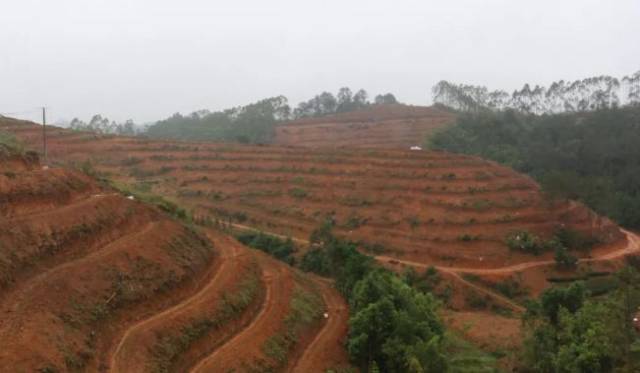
[229,222,640,315]
[108,233,246,372]
[189,253,293,373]
[376,229,640,275]
[289,277,349,373]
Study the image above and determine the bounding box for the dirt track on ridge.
[189,252,293,372]
[109,232,249,372]
[289,277,349,372]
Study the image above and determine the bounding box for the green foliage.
[553,227,599,251]
[301,221,454,372]
[146,96,290,143]
[259,288,323,369]
[150,269,260,372]
[457,234,479,242]
[539,282,588,325]
[523,268,640,372]
[69,115,137,135]
[0,130,24,154]
[493,278,528,299]
[554,247,578,270]
[288,187,308,199]
[429,106,640,228]
[505,230,545,255]
[293,88,373,118]
[344,214,367,230]
[236,231,296,265]
[348,271,445,372]
[107,180,191,221]
[505,229,576,255]
[374,93,398,105]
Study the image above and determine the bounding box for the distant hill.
[275,104,455,148]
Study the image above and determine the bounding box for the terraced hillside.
[0,131,347,372]
[275,104,455,148]
[1,118,624,271]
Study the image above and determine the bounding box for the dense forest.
[429,105,640,229]
[141,88,398,143]
[433,71,640,114]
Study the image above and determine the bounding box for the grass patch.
[259,287,323,369]
[0,130,24,154]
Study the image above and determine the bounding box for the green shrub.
[0,130,24,154]
[344,214,366,229]
[458,234,480,242]
[288,187,308,199]
[554,247,578,270]
[506,230,544,255]
[236,231,295,265]
[493,278,528,299]
[554,227,599,251]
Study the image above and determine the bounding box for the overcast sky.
[1,0,639,123]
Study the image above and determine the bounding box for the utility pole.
[42,107,47,165]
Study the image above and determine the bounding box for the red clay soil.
[289,276,350,373]
[0,150,216,372]
[2,116,635,371]
[275,104,455,148]
[0,117,624,272]
[1,137,351,373]
[108,232,261,373]
[190,251,295,372]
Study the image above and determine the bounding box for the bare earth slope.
[0,117,624,271]
[275,103,455,148]
[0,132,349,372]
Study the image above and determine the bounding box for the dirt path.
[108,233,244,372]
[189,255,293,373]
[227,222,309,245]
[376,229,640,275]
[229,223,640,315]
[288,277,349,373]
[0,192,119,222]
[0,222,156,310]
[0,222,158,345]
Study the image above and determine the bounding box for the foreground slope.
[275,104,455,148]
[0,133,346,372]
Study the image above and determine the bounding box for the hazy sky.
[1,0,639,123]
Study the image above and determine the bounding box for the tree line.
[433,71,640,114]
[68,114,139,135]
[428,105,640,229]
[140,88,398,143]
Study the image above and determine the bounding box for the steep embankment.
[275,103,455,148]
[0,133,348,372]
[0,146,220,371]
